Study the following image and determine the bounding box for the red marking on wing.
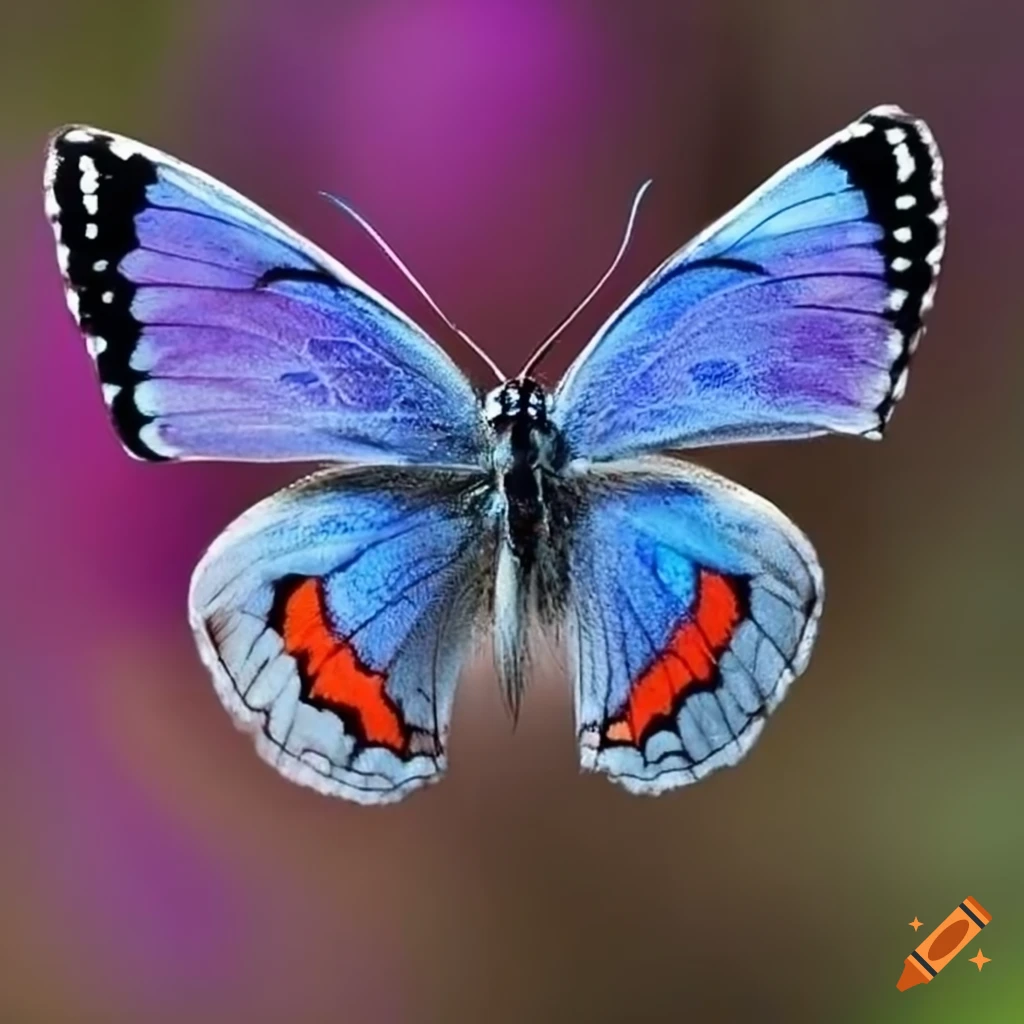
[279,578,407,754]
[604,570,743,745]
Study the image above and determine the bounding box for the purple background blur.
[2,2,1022,1021]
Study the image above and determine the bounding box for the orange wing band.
[278,577,407,754]
[605,569,743,745]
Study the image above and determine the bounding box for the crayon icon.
[897,897,992,991]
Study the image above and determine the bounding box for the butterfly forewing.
[553,105,946,459]
[44,126,486,466]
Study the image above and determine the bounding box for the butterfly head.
[483,377,549,430]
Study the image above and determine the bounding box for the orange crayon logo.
[897,897,992,991]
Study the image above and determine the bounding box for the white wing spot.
[887,288,908,311]
[138,422,174,457]
[885,127,907,145]
[849,122,874,138]
[108,139,139,162]
[93,259,109,272]
[896,194,917,210]
[891,256,912,273]
[893,226,912,243]
[102,291,114,304]
[102,383,121,405]
[79,155,99,194]
[63,129,96,144]
[86,335,108,357]
[894,142,916,183]
[65,289,80,319]
[85,222,98,239]
[83,194,99,216]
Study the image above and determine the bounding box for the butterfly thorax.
[484,377,571,714]
[485,378,567,572]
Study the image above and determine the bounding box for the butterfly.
[44,106,946,803]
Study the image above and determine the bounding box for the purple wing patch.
[553,106,947,460]
[44,127,485,465]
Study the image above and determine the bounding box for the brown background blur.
[1,1,1021,1022]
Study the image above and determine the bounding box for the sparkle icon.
[968,949,991,971]
[909,917,924,931]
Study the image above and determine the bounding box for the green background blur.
[1,1,1021,1022]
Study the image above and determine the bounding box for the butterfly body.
[45,106,946,802]
[485,377,565,570]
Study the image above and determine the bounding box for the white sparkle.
[83,194,98,215]
[79,154,99,194]
[894,142,916,183]
[885,127,907,145]
[85,223,98,239]
[896,194,917,210]
[893,226,912,243]
[892,256,912,272]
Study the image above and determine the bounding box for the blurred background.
[1,1,1021,1021]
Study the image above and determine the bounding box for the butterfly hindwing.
[189,466,495,804]
[565,457,823,794]
[553,105,946,459]
[44,126,486,465]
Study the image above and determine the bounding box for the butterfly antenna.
[517,179,652,380]
[321,192,505,382]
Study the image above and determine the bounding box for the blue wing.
[552,106,947,460]
[45,126,486,465]
[565,457,822,795]
[189,465,494,804]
